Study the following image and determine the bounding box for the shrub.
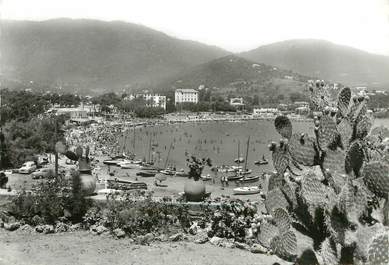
[9,175,91,224]
[83,191,191,236]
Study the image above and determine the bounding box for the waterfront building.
[174,89,198,105]
[125,94,167,110]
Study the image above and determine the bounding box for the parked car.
[31,167,54,179]
[18,161,37,174]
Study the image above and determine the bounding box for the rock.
[250,243,268,254]
[35,225,54,234]
[144,233,155,243]
[35,225,44,233]
[43,225,54,234]
[55,222,69,233]
[234,241,249,250]
[20,224,34,233]
[156,234,169,242]
[209,236,223,246]
[90,225,108,235]
[4,222,20,231]
[0,219,3,228]
[113,228,126,239]
[194,234,208,244]
[69,223,82,231]
[169,232,183,242]
[189,223,198,235]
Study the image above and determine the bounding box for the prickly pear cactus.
[367,231,389,265]
[362,161,389,198]
[268,80,389,264]
[274,115,293,139]
[317,237,340,265]
[288,133,318,166]
[258,221,279,248]
[273,207,291,234]
[337,87,351,118]
[315,114,339,151]
[269,141,290,175]
[270,230,297,260]
[265,188,289,214]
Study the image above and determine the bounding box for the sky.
[2,0,389,55]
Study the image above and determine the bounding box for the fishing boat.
[238,169,252,175]
[227,174,244,181]
[234,140,245,164]
[240,175,259,183]
[106,178,147,190]
[119,161,141,169]
[233,186,261,195]
[201,174,212,181]
[160,169,175,175]
[136,171,157,177]
[175,170,189,177]
[254,155,269,166]
[103,158,127,166]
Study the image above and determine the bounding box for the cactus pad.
[258,222,279,248]
[270,231,297,260]
[355,115,373,139]
[319,237,340,265]
[271,144,290,175]
[288,133,318,166]
[272,207,291,234]
[362,161,389,198]
[368,231,389,265]
[345,140,365,177]
[267,172,285,192]
[274,116,292,139]
[337,87,351,117]
[316,114,339,151]
[265,188,290,214]
[338,179,368,222]
[281,181,298,209]
[336,118,353,149]
[300,177,328,206]
[322,149,346,174]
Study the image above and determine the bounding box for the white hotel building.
[174,89,199,105]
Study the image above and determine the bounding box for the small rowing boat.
[240,175,259,183]
[136,171,156,177]
[227,174,244,181]
[233,186,261,195]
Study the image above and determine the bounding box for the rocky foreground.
[0,228,289,265]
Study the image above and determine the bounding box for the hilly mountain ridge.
[240,39,389,88]
[0,19,229,93]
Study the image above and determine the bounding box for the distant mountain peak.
[241,39,389,87]
[1,19,229,93]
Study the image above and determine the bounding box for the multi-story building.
[174,89,199,105]
[125,94,166,110]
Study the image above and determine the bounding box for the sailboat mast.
[164,143,173,168]
[132,123,136,152]
[244,136,250,171]
[148,134,152,163]
[238,140,240,158]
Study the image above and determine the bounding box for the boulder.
[209,236,223,246]
[234,241,249,250]
[169,232,183,242]
[55,222,69,233]
[250,243,268,254]
[4,222,20,231]
[113,228,126,239]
